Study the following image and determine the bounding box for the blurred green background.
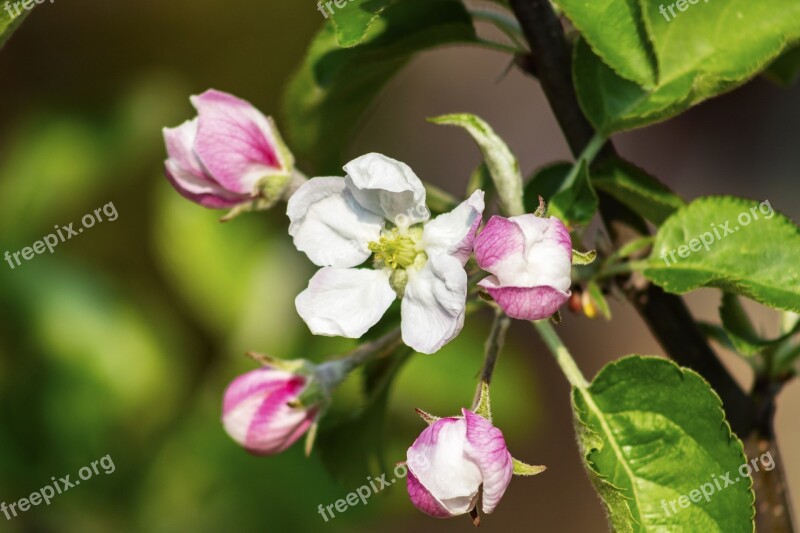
[0,1,798,532]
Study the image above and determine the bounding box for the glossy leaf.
[573,356,754,532]
[570,0,800,134]
[552,0,656,87]
[644,197,800,312]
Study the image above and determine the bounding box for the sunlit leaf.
[574,356,754,532]
[644,197,800,312]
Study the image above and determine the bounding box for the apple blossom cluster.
[162,89,576,521]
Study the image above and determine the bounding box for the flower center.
[368,227,422,270]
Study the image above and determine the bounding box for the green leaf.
[765,45,800,85]
[550,160,598,226]
[0,3,31,49]
[644,196,800,312]
[429,113,525,216]
[571,0,800,134]
[525,161,598,225]
[592,157,685,226]
[329,0,394,47]
[573,356,754,532]
[552,0,656,87]
[282,0,478,174]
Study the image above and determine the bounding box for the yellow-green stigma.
[368,230,419,270]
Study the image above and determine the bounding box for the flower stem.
[558,131,607,194]
[472,310,512,408]
[532,319,588,389]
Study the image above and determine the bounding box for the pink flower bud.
[222,367,317,456]
[474,215,572,320]
[163,89,293,209]
[406,409,513,518]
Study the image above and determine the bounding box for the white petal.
[343,153,429,227]
[287,177,384,268]
[295,267,396,338]
[408,418,482,515]
[401,254,467,354]
[422,190,485,265]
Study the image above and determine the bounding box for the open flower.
[163,89,295,209]
[406,409,513,518]
[287,153,484,354]
[474,215,572,320]
[222,366,317,455]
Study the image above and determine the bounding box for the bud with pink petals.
[163,89,297,212]
[222,365,318,456]
[474,214,573,320]
[406,409,513,518]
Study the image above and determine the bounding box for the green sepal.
[415,408,441,425]
[473,381,492,422]
[572,249,597,265]
[512,458,547,477]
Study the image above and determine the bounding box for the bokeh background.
[0,1,798,531]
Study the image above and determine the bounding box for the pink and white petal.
[165,161,248,209]
[222,372,287,447]
[163,119,211,182]
[287,177,384,268]
[222,368,293,417]
[295,267,396,338]
[222,371,313,455]
[511,215,572,258]
[478,277,571,320]
[343,153,429,226]
[407,470,453,518]
[192,89,286,195]
[407,417,482,516]
[462,409,513,514]
[401,254,467,354]
[505,216,572,290]
[422,190,485,265]
[474,215,526,271]
[245,385,316,455]
[477,215,571,290]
